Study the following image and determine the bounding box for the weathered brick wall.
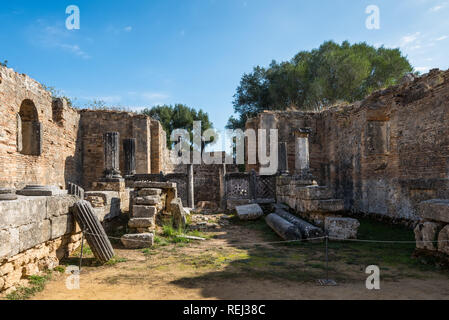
[79,110,152,188]
[248,69,449,222]
[0,66,81,189]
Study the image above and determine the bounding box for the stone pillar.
[249,169,257,200]
[123,138,137,177]
[219,164,227,210]
[187,164,194,208]
[278,142,289,175]
[295,129,311,175]
[103,132,122,179]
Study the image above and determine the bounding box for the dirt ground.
[22,215,449,300]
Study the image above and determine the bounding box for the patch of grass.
[6,271,52,300]
[104,256,128,266]
[160,223,210,244]
[53,266,66,273]
[72,244,93,257]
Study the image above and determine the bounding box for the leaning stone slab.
[135,196,160,206]
[133,181,176,189]
[128,218,155,229]
[265,214,302,241]
[325,217,360,240]
[170,198,187,229]
[121,233,154,249]
[137,188,162,197]
[414,221,442,251]
[418,199,449,223]
[438,225,449,255]
[133,205,157,218]
[235,204,264,220]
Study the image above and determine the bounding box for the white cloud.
[59,44,90,59]
[400,32,421,47]
[429,2,448,12]
[30,21,90,59]
[436,35,448,41]
[124,26,132,32]
[415,66,430,72]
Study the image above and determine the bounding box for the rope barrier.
[81,230,449,245]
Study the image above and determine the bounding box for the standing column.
[295,129,311,176]
[103,132,122,179]
[123,138,137,177]
[278,142,289,175]
[219,163,227,210]
[187,164,194,208]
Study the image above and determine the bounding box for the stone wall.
[79,110,153,188]
[0,195,81,292]
[0,65,82,189]
[248,69,449,222]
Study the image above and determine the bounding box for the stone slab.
[414,221,441,251]
[297,186,333,200]
[418,199,449,223]
[0,188,15,195]
[296,198,344,213]
[437,225,449,255]
[137,188,162,197]
[121,233,154,249]
[0,194,18,201]
[133,181,176,189]
[133,205,157,218]
[135,196,160,206]
[226,199,253,210]
[92,180,125,192]
[235,204,264,220]
[17,185,67,197]
[128,218,155,229]
[324,217,360,240]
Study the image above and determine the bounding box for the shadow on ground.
[168,216,447,299]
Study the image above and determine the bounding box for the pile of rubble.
[235,201,360,241]
[121,181,188,249]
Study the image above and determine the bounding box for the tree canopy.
[141,104,214,149]
[227,41,414,129]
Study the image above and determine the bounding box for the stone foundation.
[0,233,82,293]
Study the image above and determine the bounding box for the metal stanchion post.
[318,235,337,286]
[79,232,85,271]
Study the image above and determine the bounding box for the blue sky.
[1,0,448,150]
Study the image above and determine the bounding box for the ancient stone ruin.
[2,63,449,293]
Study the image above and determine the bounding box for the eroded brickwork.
[80,110,153,188]
[248,69,449,222]
[0,66,81,189]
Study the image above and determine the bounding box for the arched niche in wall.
[17,99,42,156]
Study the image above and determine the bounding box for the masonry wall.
[0,66,81,189]
[79,110,154,188]
[248,69,449,222]
[0,195,82,292]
